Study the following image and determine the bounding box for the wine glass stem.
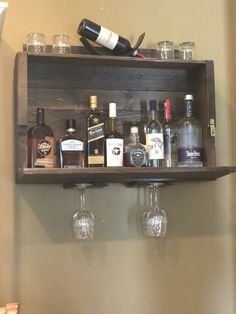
[79,186,86,211]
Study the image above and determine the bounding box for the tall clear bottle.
[86,95,105,167]
[27,108,55,168]
[177,94,203,167]
[105,103,124,167]
[163,99,177,167]
[145,100,164,167]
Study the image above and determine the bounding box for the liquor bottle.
[163,99,177,167]
[105,103,124,167]
[177,94,203,167]
[58,119,85,168]
[145,100,164,167]
[86,95,105,167]
[27,108,55,168]
[124,126,147,167]
[78,18,138,56]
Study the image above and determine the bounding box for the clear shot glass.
[179,41,195,60]
[26,32,46,53]
[157,40,174,60]
[52,34,71,54]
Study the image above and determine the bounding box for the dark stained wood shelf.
[16,166,236,185]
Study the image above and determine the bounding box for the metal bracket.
[209,118,216,137]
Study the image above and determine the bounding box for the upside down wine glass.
[72,184,95,240]
[142,183,167,237]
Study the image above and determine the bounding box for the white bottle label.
[96,26,119,50]
[106,138,124,166]
[146,133,164,159]
[61,139,83,151]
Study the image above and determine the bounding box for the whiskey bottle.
[145,100,164,167]
[27,108,55,168]
[105,103,124,167]
[177,94,203,167]
[86,95,105,167]
[124,126,147,167]
[163,99,177,167]
[58,119,85,168]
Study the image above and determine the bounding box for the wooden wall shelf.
[14,50,236,186]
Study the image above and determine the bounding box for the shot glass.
[52,34,71,54]
[179,41,195,60]
[26,32,46,53]
[157,40,174,60]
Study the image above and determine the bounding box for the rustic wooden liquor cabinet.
[14,49,236,185]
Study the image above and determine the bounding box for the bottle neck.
[108,117,117,132]
[150,109,158,121]
[67,128,76,135]
[185,100,193,117]
[36,111,45,125]
[164,103,171,122]
[129,131,140,144]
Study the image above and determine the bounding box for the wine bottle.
[105,103,124,167]
[177,94,203,167]
[145,100,164,167]
[27,108,55,168]
[86,95,105,167]
[78,18,137,56]
[163,99,177,167]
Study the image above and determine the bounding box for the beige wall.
[0,0,236,313]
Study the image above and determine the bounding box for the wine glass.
[142,183,167,237]
[72,184,95,240]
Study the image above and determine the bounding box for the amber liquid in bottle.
[58,119,85,168]
[86,95,105,167]
[27,108,55,168]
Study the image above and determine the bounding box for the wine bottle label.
[35,136,54,168]
[88,123,104,143]
[146,133,164,160]
[106,138,124,166]
[178,147,203,162]
[96,26,119,50]
[61,139,84,151]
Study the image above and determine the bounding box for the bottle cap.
[66,119,76,131]
[90,95,97,108]
[149,99,159,111]
[130,126,138,133]
[109,102,116,117]
[185,94,193,101]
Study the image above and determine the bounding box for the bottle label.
[96,26,119,50]
[61,139,84,151]
[130,149,146,167]
[178,147,203,162]
[106,138,124,166]
[35,136,54,168]
[146,133,164,160]
[88,123,104,143]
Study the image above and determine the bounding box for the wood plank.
[16,166,236,185]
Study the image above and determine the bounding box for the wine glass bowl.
[142,183,167,237]
[72,184,95,240]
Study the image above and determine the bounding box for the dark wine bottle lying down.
[78,18,145,57]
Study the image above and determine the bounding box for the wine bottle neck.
[108,117,117,132]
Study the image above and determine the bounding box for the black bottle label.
[130,149,146,167]
[88,123,104,142]
[178,147,203,162]
[38,139,52,156]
